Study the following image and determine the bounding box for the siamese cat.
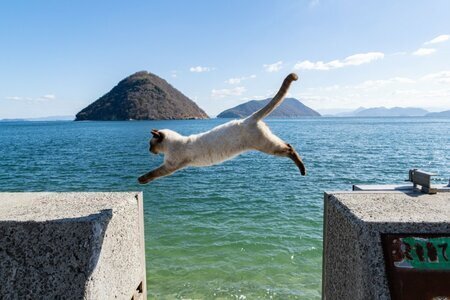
[138,73,306,184]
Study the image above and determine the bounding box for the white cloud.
[226,78,241,85]
[424,34,450,45]
[225,74,256,85]
[5,96,23,100]
[323,84,340,91]
[263,61,283,72]
[354,77,415,89]
[211,86,246,98]
[344,52,385,65]
[392,89,450,99]
[294,52,384,71]
[412,48,436,56]
[189,66,213,73]
[297,72,450,111]
[240,95,265,101]
[5,94,56,102]
[41,94,55,100]
[421,71,450,84]
[170,70,178,78]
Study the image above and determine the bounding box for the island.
[217,98,320,118]
[75,71,209,121]
[426,110,450,117]
[333,107,429,117]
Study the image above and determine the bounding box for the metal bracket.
[408,169,438,194]
[353,169,450,193]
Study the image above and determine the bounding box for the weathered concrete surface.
[0,192,146,299]
[322,191,450,300]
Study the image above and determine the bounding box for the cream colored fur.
[138,73,306,184]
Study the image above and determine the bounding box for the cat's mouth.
[149,146,158,154]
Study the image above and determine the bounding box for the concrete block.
[322,191,449,299]
[0,192,146,299]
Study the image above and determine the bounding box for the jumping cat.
[138,73,306,184]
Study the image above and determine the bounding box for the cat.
[138,73,306,184]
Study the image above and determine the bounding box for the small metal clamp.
[408,169,438,194]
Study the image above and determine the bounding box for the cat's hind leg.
[283,143,306,176]
[256,139,306,176]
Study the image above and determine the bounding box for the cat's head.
[149,129,166,154]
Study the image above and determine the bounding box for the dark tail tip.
[286,73,299,82]
[299,161,306,176]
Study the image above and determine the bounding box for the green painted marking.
[400,237,449,270]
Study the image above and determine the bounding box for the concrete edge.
[136,191,147,298]
[322,193,328,300]
[324,190,417,195]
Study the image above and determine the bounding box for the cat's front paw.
[138,175,149,184]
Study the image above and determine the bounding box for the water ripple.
[1,117,449,299]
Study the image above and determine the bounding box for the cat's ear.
[151,129,159,137]
[151,129,164,142]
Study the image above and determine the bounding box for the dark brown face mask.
[149,129,165,154]
[151,129,164,142]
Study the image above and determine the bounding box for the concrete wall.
[0,192,146,299]
[322,191,449,299]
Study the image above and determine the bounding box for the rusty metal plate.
[382,234,450,300]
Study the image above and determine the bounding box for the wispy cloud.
[412,48,436,56]
[353,77,415,89]
[189,66,214,73]
[41,94,55,100]
[298,70,450,110]
[313,71,448,91]
[225,74,256,85]
[424,34,450,45]
[421,70,450,83]
[5,94,56,102]
[211,86,246,98]
[294,52,384,71]
[5,96,23,101]
[240,95,264,101]
[263,61,283,72]
[391,88,450,99]
[170,70,178,78]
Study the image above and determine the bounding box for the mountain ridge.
[217,98,320,118]
[425,110,450,117]
[75,71,208,121]
[331,106,430,117]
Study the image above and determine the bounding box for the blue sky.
[1,0,449,118]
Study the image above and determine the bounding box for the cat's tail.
[248,73,298,121]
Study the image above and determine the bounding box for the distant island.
[0,116,74,122]
[333,107,430,117]
[75,71,209,121]
[425,110,450,117]
[217,98,321,118]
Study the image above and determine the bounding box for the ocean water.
[0,117,449,299]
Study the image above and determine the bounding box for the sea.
[1,117,449,299]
